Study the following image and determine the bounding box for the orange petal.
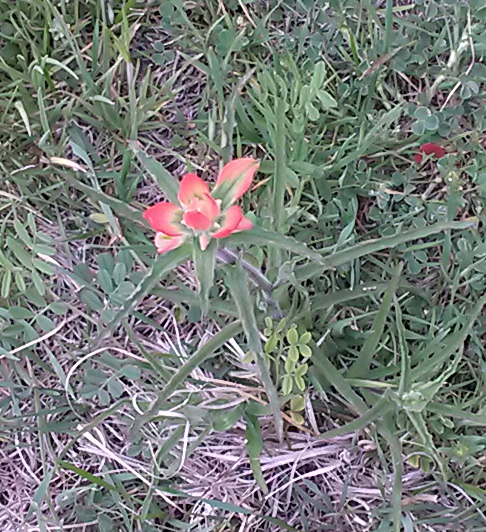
[178,173,210,207]
[183,210,212,231]
[154,233,185,253]
[143,202,182,236]
[198,193,220,221]
[214,158,260,202]
[235,215,253,232]
[212,205,243,239]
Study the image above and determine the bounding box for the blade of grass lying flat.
[226,264,283,441]
[318,395,393,439]
[59,170,143,224]
[296,220,477,280]
[130,321,242,438]
[309,282,429,315]
[93,244,192,348]
[130,142,179,204]
[312,344,402,530]
[22,469,54,524]
[395,295,411,396]
[380,415,403,532]
[427,403,486,426]
[59,460,124,495]
[224,225,326,264]
[151,286,238,316]
[348,263,402,378]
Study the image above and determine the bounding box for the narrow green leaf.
[7,237,32,268]
[311,341,368,415]
[318,396,392,439]
[33,258,55,275]
[20,469,54,528]
[59,461,119,492]
[411,292,486,380]
[213,406,243,432]
[246,415,268,493]
[14,219,33,247]
[9,306,34,319]
[226,264,283,440]
[131,143,179,204]
[131,321,242,437]
[272,96,287,241]
[379,416,403,532]
[308,282,429,316]
[297,220,477,280]
[224,225,325,264]
[193,239,217,315]
[427,403,486,426]
[60,170,142,223]
[14,100,32,136]
[1,271,11,298]
[32,270,46,296]
[348,263,402,378]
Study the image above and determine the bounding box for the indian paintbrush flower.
[143,158,259,253]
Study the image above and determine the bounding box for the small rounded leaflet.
[414,143,446,164]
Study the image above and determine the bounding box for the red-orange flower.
[414,143,446,164]
[143,158,258,253]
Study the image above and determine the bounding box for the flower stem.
[217,248,283,318]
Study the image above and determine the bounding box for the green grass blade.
[59,460,119,492]
[60,170,142,223]
[427,403,486,426]
[226,264,283,440]
[297,220,477,280]
[131,321,242,436]
[271,96,287,267]
[318,396,392,439]
[311,341,368,415]
[131,142,179,204]
[246,414,268,494]
[379,417,403,532]
[348,263,402,378]
[384,0,394,53]
[411,292,486,380]
[224,225,326,264]
[308,282,429,317]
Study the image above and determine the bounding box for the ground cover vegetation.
[2,0,486,531]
